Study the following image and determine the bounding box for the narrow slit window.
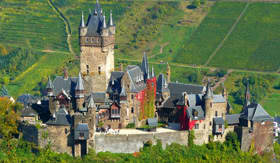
[98,67,101,75]
[86,65,89,75]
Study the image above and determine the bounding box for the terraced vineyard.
[209,3,280,71]
[0,0,67,52]
[172,2,247,65]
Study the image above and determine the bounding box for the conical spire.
[109,10,114,26]
[75,72,84,91]
[245,81,251,106]
[102,14,107,29]
[88,95,96,108]
[205,81,213,99]
[141,52,149,80]
[120,83,126,97]
[46,76,54,89]
[81,11,85,27]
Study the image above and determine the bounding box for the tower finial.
[244,80,250,107]
[109,10,114,26]
[102,13,106,28]
[81,11,85,27]
[205,80,213,99]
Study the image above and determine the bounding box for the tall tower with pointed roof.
[79,0,115,92]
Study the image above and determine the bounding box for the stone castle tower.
[79,1,115,92]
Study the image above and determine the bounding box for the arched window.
[131,107,134,113]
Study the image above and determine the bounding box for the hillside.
[1,0,280,114]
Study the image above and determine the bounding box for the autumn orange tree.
[0,97,22,138]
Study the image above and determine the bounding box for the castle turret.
[157,74,170,101]
[108,10,115,35]
[151,66,155,78]
[101,14,109,36]
[120,83,127,101]
[80,1,115,92]
[75,72,85,111]
[141,52,149,81]
[46,76,54,97]
[204,81,213,119]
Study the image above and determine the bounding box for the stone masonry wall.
[94,131,188,153]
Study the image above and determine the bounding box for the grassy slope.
[0,0,72,97]
[224,72,278,113]
[173,2,246,65]
[7,52,70,97]
[0,0,67,52]
[210,3,280,71]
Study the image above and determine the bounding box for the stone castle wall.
[239,121,274,154]
[94,131,189,153]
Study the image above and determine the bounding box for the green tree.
[0,97,22,138]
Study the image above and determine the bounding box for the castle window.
[215,111,218,117]
[98,67,101,75]
[80,132,84,137]
[195,124,199,129]
[86,65,89,75]
[209,122,212,126]
[210,102,213,108]
[131,107,134,113]
[131,95,134,100]
[203,124,206,129]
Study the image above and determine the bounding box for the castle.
[19,1,274,156]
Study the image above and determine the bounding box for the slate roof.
[21,106,38,117]
[88,95,96,108]
[75,73,84,91]
[126,65,146,93]
[141,52,150,80]
[46,108,71,126]
[85,1,104,36]
[168,82,205,96]
[213,117,224,125]
[74,123,89,140]
[157,74,169,94]
[17,94,38,107]
[107,71,124,94]
[204,82,213,100]
[52,76,78,97]
[186,106,204,120]
[160,82,204,109]
[274,116,280,124]
[86,92,108,104]
[213,95,226,103]
[240,103,273,122]
[226,114,240,125]
[46,77,54,89]
[188,94,203,107]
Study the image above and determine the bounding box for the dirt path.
[48,0,75,56]
[204,2,250,66]
[117,58,280,76]
[148,42,169,59]
[212,69,233,90]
